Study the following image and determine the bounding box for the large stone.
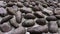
[0,1,7,7]
[27,25,48,34]
[0,15,13,24]
[22,19,35,27]
[36,18,46,25]
[11,26,26,34]
[7,7,17,15]
[48,21,58,33]
[9,16,19,28]
[0,23,12,32]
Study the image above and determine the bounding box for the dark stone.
[46,16,57,21]
[34,11,44,18]
[32,6,40,11]
[24,13,36,19]
[57,20,60,27]
[22,19,35,27]
[36,18,46,25]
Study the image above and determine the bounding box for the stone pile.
[0,0,59,34]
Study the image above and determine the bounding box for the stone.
[7,2,14,7]
[15,11,22,23]
[43,8,53,16]
[24,13,36,19]
[34,11,44,18]
[22,19,35,27]
[46,16,57,21]
[11,26,26,34]
[0,1,7,7]
[20,7,32,13]
[55,15,60,19]
[9,16,19,28]
[36,18,46,25]
[54,8,60,15]
[0,7,7,17]
[48,21,58,33]
[0,23,12,32]
[7,7,17,15]
[0,15,13,24]
[17,2,24,7]
[27,25,48,34]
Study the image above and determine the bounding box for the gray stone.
[49,21,58,33]
[11,26,26,34]
[0,23,12,32]
[15,11,22,23]
[22,19,35,27]
[9,16,19,28]
[0,7,7,17]
[0,15,13,24]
